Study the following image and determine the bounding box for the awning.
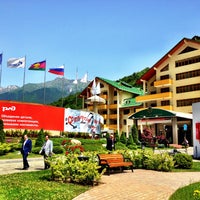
[128,107,192,120]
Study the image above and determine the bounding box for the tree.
[127,133,134,146]
[0,119,5,143]
[35,129,45,147]
[120,132,127,145]
[131,124,139,144]
[115,130,120,142]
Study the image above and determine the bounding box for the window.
[177,98,200,107]
[176,84,200,93]
[161,100,170,106]
[160,64,169,72]
[123,109,130,115]
[175,56,200,67]
[176,69,200,80]
[161,88,170,93]
[160,75,169,80]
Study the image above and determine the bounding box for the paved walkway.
[0,148,200,200]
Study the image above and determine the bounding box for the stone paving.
[0,147,200,200]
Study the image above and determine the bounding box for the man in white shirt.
[40,135,53,169]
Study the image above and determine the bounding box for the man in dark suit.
[21,134,32,170]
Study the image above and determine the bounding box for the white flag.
[80,73,88,83]
[7,57,25,68]
[96,82,101,95]
[91,79,96,95]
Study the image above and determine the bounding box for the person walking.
[21,134,32,170]
[40,135,53,169]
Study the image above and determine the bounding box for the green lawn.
[0,170,90,200]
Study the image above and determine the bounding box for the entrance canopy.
[128,107,192,120]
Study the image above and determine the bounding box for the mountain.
[51,68,149,108]
[0,77,89,104]
[0,68,149,105]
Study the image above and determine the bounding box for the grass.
[0,151,41,159]
[0,170,90,200]
[172,161,200,172]
[169,181,200,200]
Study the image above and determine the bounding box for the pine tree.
[120,132,127,145]
[115,130,120,142]
[132,124,139,144]
[35,129,45,147]
[127,133,134,146]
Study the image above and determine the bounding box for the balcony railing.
[109,114,118,119]
[108,104,117,109]
[99,94,108,99]
[154,79,173,87]
[136,92,172,102]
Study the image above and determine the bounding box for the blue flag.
[0,53,2,65]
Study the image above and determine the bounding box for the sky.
[0,0,200,87]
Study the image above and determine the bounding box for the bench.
[97,153,134,175]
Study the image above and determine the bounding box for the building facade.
[79,77,143,134]
[134,36,200,145]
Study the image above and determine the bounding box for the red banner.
[0,101,64,131]
[196,122,200,140]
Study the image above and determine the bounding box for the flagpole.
[22,56,26,102]
[76,67,78,106]
[43,60,47,104]
[61,64,65,107]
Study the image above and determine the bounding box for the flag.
[48,65,64,76]
[80,73,88,83]
[29,60,46,70]
[91,79,101,95]
[7,57,25,68]
[0,53,2,65]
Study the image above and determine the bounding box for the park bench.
[97,153,134,175]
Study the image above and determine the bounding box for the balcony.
[108,124,117,130]
[100,94,108,100]
[108,104,117,109]
[109,114,118,119]
[136,92,172,102]
[154,79,173,87]
[97,104,107,110]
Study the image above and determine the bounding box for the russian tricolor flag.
[48,65,64,76]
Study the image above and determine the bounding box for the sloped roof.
[137,36,200,84]
[98,77,143,95]
[79,77,143,97]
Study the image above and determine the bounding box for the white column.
[172,117,178,143]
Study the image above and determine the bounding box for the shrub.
[0,119,5,143]
[144,153,174,171]
[35,129,45,147]
[50,153,104,185]
[0,143,11,155]
[120,132,127,145]
[173,153,193,169]
[131,124,139,145]
[115,142,129,150]
[53,146,65,154]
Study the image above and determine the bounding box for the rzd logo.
[2,106,16,112]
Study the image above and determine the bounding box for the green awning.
[129,108,176,119]
[128,107,193,120]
